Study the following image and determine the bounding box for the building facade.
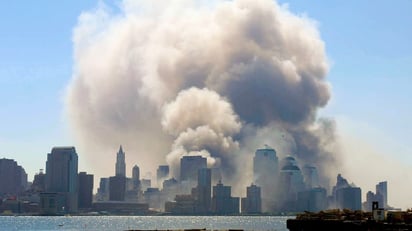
[180,156,207,183]
[44,147,78,213]
[78,172,93,208]
[241,184,262,214]
[0,158,27,195]
[253,146,278,212]
[116,146,126,177]
[211,181,239,215]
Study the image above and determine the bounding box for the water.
[0,216,291,231]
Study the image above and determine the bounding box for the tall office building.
[297,187,327,212]
[156,165,169,186]
[180,156,207,182]
[241,184,262,214]
[279,156,304,211]
[336,187,362,211]
[376,181,388,209]
[44,147,79,212]
[196,168,211,213]
[97,177,110,201]
[78,172,94,208]
[211,181,239,215]
[0,158,27,195]
[302,165,319,189]
[109,176,126,201]
[116,145,126,177]
[31,170,45,192]
[132,165,140,190]
[253,146,278,211]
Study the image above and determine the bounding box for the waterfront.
[0,216,290,231]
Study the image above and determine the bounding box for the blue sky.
[0,0,411,205]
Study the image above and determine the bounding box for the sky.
[0,1,411,208]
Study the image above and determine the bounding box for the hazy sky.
[0,1,411,208]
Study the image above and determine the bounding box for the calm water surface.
[0,216,291,231]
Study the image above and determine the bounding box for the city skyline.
[0,145,392,215]
[1,0,411,210]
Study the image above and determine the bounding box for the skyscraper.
[0,158,27,195]
[45,147,79,212]
[376,181,388,209]
[156,165,169,186]
[302,165,319,189]
[211,181,239,215]
[196,168,211,213]
[116,145,126,177]
[180,156,207,182]
[78,172,94,208]
[253,146,278,211]
[336,187,362,211]
[109,176,126,201]
[241,184,262,214]
[132,165,140,190]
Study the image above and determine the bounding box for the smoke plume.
[66,0,337,189]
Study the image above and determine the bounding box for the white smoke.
[66,0,335,189]
[162,87,241,179]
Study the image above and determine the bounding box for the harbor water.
[0,216,290,231]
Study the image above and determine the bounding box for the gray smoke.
[66,0,338,189]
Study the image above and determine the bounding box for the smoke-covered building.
[44,147,78,213]
[140,179,151,192]
[253,146,279,212]
[211,181,239,215]
[241,184,262,214]
[0,158,27,195]
[180,156,207,183]
[156,165,169,187]
[279,156,305,211]
[143,187,162,210]
[336,187,362,211]
[78,172,93,209]
[297,187,327,212]
[302,165,319,189]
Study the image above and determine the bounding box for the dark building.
[31,170,45,192]
[165,194,196,214]
[44,147,78,213]
[78,172,93,208]
[132,165,140,190]
[241,184,262,214]
[196,168,211,213]
[109,176,126,201]
[336,187,362,211]
[97,177,109,201]
[0,158,27,195]
[211,181,239,215]
[116,145,126,177]
[156,165,169,186]
[297,187,327,212]
[180,156,207,183]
